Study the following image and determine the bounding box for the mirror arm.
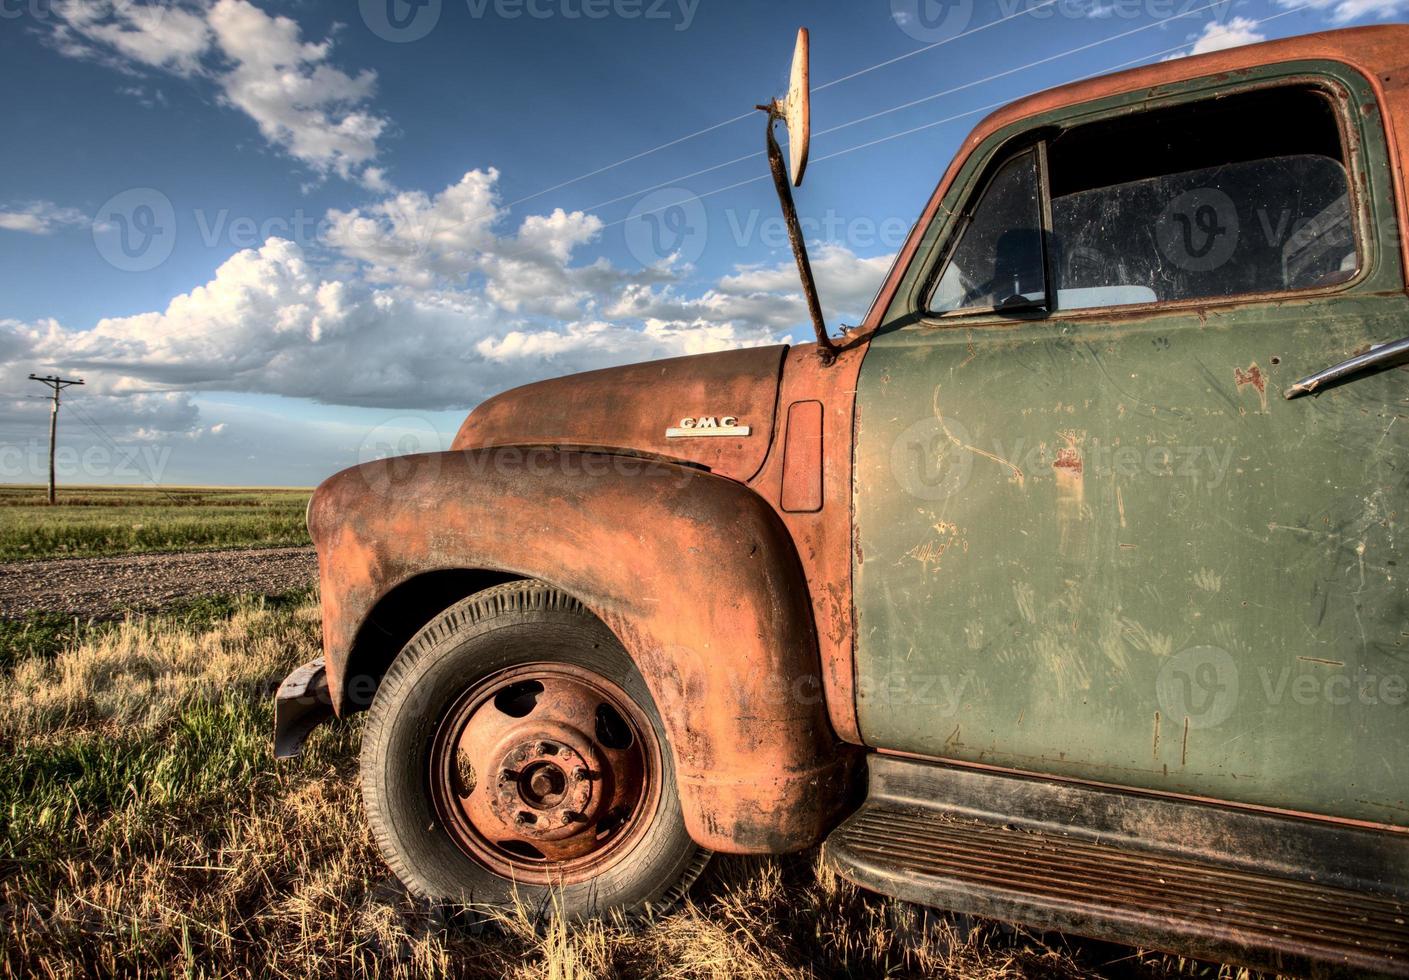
[758,104,838,364]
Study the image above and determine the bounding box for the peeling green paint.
[853,60,1409,825]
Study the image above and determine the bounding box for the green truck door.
[853,65,1409,824]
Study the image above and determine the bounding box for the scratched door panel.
[853,296,1409,824]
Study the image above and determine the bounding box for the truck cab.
[278,25,1409,977]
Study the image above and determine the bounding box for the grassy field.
[0,596,1263,979]
[0,485,311,561]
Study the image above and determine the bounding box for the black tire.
[360,579,709,918]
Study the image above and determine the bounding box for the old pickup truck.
[276,24,1409,977]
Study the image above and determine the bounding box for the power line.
[505,0,1066,209]
[504,110,757,209]
[577,0,1247,219]
[61,397,183,504]
[598,2,1311,235]
[813,0,1061,93]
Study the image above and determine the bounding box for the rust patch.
[1234,363,1266,395]
[1053,432,1087,554]
[1235,362,1270,413]
[1053,447,1084,474]
[310,448,853,854]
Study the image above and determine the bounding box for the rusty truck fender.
[306,446,853,853]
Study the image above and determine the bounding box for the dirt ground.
[0,546,318,619]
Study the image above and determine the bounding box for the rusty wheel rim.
[428,662,661,884]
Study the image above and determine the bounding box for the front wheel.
[360,580,708,918]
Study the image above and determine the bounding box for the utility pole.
[27,373,84,505]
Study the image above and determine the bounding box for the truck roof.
[863,24,1409,332]
[979,23,1409,137]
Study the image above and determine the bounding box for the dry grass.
[1,598,1266,978]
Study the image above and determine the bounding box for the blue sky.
[1,0,1403,485]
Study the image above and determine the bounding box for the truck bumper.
[273,657,334,759]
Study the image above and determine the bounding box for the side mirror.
[756,27,835,362]
[782,27,810,186]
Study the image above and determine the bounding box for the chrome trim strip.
[665,425,751,438]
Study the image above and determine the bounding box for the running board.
[821,756,1409,978]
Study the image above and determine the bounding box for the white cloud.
[49,0,212,75]
[44,0,389,185]
[323,170,506,288]
[1275,0,1409,21]
[1166,16,1267,60]
[3,161,893,484]
[0,201,89,235]
[1,233,781,410]
[206,0,387,182]
[2,178,893,413]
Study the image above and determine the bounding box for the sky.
[1,0,1404,486]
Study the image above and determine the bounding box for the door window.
[927,85,1359,315]
[930,149,1046,313]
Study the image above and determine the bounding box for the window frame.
[907,71,1376,328]
[926,142,1055,317]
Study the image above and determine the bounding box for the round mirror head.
[783,27,810,186]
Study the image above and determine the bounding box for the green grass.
[0,484,312,561]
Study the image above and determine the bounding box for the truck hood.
[451,345,788,483]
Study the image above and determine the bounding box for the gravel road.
[0,547,319,620]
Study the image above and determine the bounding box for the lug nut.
[573,767,590,780]
[536,741,554,756]
[515,811,536,826]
